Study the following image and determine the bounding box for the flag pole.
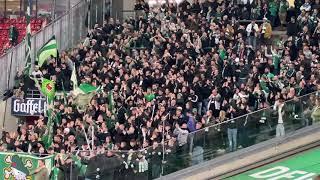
[161,112,165,176]
[25,0,32,76]
[88,0,92,32]
[151,104,155,121]
[81,125,92,151]
[91,125,94,154]
[161,112,170,176]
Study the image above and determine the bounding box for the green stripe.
[37,44,57,57]
[41,39,57,48]
[37,49,57,67]
[229,148,320,179]
[39,48,57,59]
[37,37,58,67]
[37,43,57,56]
[38,36,56,50]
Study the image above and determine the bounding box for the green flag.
[52,167,61,180]
[73,83,99,96]
[72,83,100,111]
[23,0,32,76]
[108,90,115,113]
[0,152,54,180]
[37,36,58,67]
[72,155,87,176]
[42,109,54,149]
[74,92,95,112]
[41,78,55,102]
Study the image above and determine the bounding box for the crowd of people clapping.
[1,0,320,179]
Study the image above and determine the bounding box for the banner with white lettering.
[11,98,47,116]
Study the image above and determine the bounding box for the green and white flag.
[37,36,58,67]
[70,63,78,91]
[74,93,95,112]
[23,0,32,76]
[0,152,54,180]
[41,78,56,103]
[73,83,99,96]
[72,83,100,111]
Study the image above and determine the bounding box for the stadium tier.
[0,17,44,55]
[0,0,319,179]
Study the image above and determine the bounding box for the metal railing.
[1,91,319,180]
[0,0,106,96]
[63,91,320,179]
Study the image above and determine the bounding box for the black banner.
[11,98,47,116]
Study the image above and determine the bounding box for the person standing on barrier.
[9,25,18,46]
[274,97,286,137]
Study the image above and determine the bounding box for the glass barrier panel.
[59,92,320,179]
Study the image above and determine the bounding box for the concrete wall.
[123,0,135,10]
[0,98,19,136]
[111,0,137,21]
[71,0,82,7]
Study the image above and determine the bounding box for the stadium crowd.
[1,0,320,178]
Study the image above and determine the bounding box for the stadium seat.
[9,19,16,24]
[4,19,10,24]
[36,19,43,24]
[0,17,44,55]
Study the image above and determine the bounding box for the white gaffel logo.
[13,99,47,115]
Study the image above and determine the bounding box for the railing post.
[79,4,83,40]
[52,0,56,20]
[70,159,73,180]
[88,0,91,32]
[32,36,36,68]
[68,10,71,48]
[103,0,106,22]
[96,4,98,24]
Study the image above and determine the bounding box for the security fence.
[0,0,106,97]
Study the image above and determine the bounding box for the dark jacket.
[287,22,298,36]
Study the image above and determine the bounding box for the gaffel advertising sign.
[11,98,47,116]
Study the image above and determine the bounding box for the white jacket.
[246,23,259,36]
